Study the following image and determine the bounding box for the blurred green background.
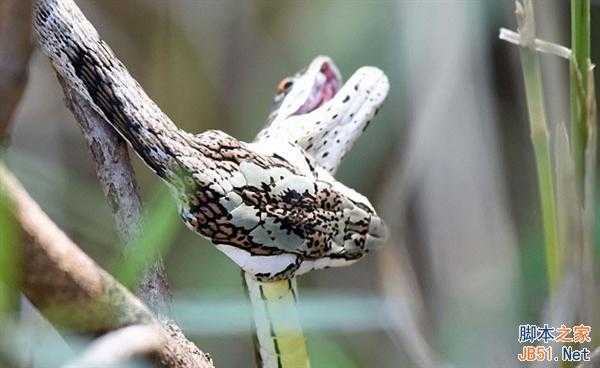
[2,1,599,367]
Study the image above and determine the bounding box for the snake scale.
[33,0,389,366]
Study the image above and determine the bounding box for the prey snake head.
[257,56,389,174]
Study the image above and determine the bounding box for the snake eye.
[276,78,294,94]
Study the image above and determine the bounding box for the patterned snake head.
[178,135,388,281]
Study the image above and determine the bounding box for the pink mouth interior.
[295,63,340,114]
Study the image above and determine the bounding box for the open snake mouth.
[294,61,341,115]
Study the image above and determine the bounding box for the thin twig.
[0,163,214,368]
[499,28,572,60]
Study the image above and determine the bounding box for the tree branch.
[0,0,34,144]
[56,75,171,314]
[0,163,214,368]
[62,325,165,368]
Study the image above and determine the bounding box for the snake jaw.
[258,58,389,174]
[294,57,342,115]
[268,56,342,123]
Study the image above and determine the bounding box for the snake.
[32,0,389,366]
[246,56,389,368]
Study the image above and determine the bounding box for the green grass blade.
[515,0,561,291]
[570,0,591,184]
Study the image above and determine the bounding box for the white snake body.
[33,0,389,282]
